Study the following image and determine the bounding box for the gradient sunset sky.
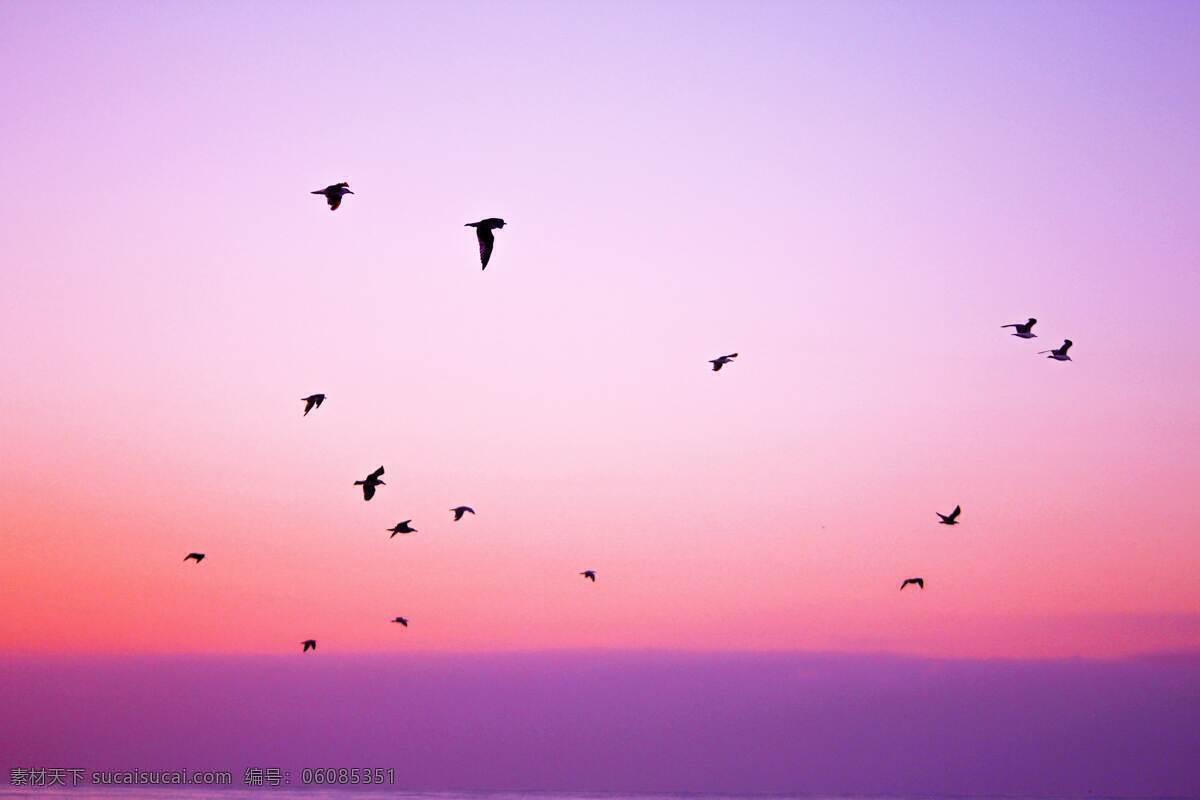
[2,0,1199,663]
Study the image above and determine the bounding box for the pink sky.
[2,0,1199,663]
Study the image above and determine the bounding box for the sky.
[0,0,1199,791]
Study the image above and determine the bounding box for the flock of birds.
[182,182,1076,652]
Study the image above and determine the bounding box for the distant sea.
[0,792,1174,800]
[0,796,818,800]
[0,794,905,800]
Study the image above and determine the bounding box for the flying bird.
[355,466,385,501]
[183,552,205,563]
[465,218,506,269]
[937,505,962,525]
[709,353,738,371]
[580,570,596,582]
[900,577,924,591]
[301,639,317,652]
[391,617,409,627]
[388,520,417,537]
[312,182,353,210]
[301,393,326,416]
[451,506,475,521]
[1039,339,1073,361]
[1001,318,1038,338]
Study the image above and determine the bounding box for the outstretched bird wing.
[369,466,385,481]
[303,397,316,415]
[477,227,495,269]
[710,354,736,371]
[948,505,961,521]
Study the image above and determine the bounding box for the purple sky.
[3,651,1199,796]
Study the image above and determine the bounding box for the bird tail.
[354,480,365,485]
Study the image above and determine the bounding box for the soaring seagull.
[301,393,326,416]
[465,218,506,269]
[900,577,924,591]
[580,570,596,582]
[388,520,417,538]
[391,617,409,627]
[937,505,962,525]
[301,639,317,652]
[451,506,475,521]
[1001,318,1038,338]
[183,552,205,563]
[355,466,386,501]
[312,182,353,210]
[709,353,738,372]
[1039,339,1073,361]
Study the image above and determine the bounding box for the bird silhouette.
[301,393,326,416]
[183,552,205,563]
[709,353,738,371]
[937,505,962,525]
[1040,339,1073,361]
[388,520,417,538]
[451,506,475,521]
[900,577,924,590]
[1001,318,1038,338]
[465,218,506,269]
[391,617,409,627]
[355,466,385,501]
[580,570,596,582]
[301,639,317,652]
[312,182,353,210]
